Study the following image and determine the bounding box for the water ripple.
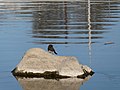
[0,0,120,44]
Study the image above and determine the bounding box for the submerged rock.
[12,48,94,79]
[104,41,114,45]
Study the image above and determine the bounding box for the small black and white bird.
[48,44,57,55]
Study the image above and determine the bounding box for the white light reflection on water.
[0,0,120,90]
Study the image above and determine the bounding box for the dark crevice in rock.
[77,71,94,79]
[77,67,95,79]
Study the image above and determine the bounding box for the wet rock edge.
[11,68,94,79]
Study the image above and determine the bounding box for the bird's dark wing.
[54,50,57,55]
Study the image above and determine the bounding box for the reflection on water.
[31,0,119,44]
[0,0,120,44]
[0,0,120,90]
[16,76,91,90]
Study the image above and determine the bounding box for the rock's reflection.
[16,76,91,90]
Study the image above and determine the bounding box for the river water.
[0,0,120,90]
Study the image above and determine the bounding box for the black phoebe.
[48,44,57,55]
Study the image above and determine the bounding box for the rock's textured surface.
[12,48,94,78]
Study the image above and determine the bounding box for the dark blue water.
[0,0,120,90]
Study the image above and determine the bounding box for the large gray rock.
[12,48,94,79]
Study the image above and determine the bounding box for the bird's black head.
[48,44,53,48]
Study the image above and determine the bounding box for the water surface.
[0,0,120,90]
